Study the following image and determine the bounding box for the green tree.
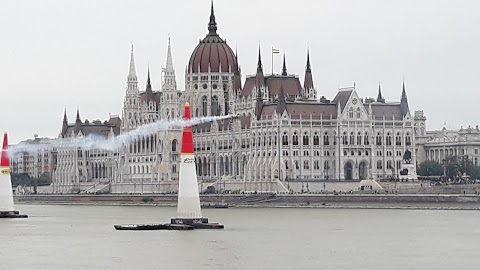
[444,155,480,180]
[418,161,443,176]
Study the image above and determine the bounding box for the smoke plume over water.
[9,115,233,158]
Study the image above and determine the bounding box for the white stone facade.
[415,110,480,167]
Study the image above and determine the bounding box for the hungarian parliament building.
[11,4,480,194]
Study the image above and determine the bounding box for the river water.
[1,205,479,270]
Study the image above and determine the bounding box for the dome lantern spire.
[208,1,218,36]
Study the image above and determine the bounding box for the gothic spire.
[400,80,409,117]
[146,65,152,93]
[377,82,385,103]
[282,53,287,76]
[162,38,177,91]
[208,1,218,36]
[75,107,81,123]
[61,108,68,137]
[304,49,314,92]
[74,107,82,133]
[306,49,311,73]
[257,45,263,73]
[128,44,137,82]
[63,108,68,124]
[166,37,174,72]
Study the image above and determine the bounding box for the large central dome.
[187,4,237,74]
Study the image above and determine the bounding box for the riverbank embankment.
[14,193,480,210]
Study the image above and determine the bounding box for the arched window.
[172,139,178,152]
[386,132,392,146]
[406,133,412,146]
[343,132,348,145]
[293,132,299,145]
[376,132,382,146]
[350,132,354,145]
[364,132,369,145]
[313,132,320,145]
[172,164,177,173]
[348,107,354,118]
[387,160,392,169]
[202,95,208,116]
[323,132,330,146]
[303,132,309,146]
[377,160,383,169]
[357,132,362,145]
[356,107,361,118]
[396,132,402,146]
[211,95,219,116]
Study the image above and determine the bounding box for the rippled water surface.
[1,205,479,270]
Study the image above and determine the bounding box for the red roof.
[242,75,302,97]
[188,41,237,73]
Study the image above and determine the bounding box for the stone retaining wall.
[14,193,480,205]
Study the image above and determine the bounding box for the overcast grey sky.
[1,0,479,143]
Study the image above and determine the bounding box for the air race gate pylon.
[0,132,27,218]
[170,102,224,229]
[113,103,223,230]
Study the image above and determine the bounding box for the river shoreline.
[14,194,480,211]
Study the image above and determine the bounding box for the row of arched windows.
[251,130,412,147]
[129,165,151,175]
[376,132,412,146]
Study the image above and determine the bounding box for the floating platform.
[202,202,229,209]
[171,217,224,229]
[114,217,224,231]
[114,223,194,231]
[0,211,28,219]
[191,223,224,229]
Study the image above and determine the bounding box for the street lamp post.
[323,165,329,193]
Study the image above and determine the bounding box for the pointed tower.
[255,46,265,90]
[400,80,410,117]
[281,53,288,76]
[162,38,178,92]
[61,108,68,137]
[123,45,141,131]
[303,49,315,99]
[127,45,139,94]
[74,108,82,133]
[0,132,27,218]
[377,83,385,103]
[174,102,203,221]
[146,66,152,93]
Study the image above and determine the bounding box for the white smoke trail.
[9,115,234,158]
